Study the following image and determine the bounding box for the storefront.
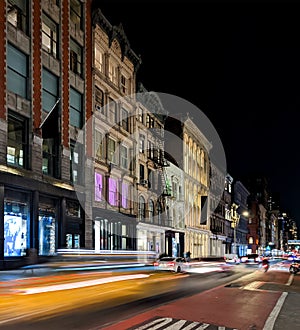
[93,208,136,251]
[165,230,184,257]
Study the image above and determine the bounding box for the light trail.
[15,274,150,295]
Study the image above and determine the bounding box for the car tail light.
[167,262,175,266]
[153,262,159,266]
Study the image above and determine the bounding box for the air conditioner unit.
[140,179,148,186]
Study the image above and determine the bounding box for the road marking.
[242,281,264,291]
[286,274,293,286]
[128,317,236,329]
[262,292,288,330]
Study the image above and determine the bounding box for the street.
[0,260,299,329]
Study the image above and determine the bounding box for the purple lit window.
[95,172,103,201]
[109,178,118,206]
[121,183,129,209]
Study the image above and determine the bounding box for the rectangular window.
[70,0,83,29]
[120,145,128,169]
[108,60,118,85]
[95,45,104,73]
[7,44,28,99]
[121,183,129,209]
[107,138,116,163]
[42,137,58,177]
[70,88,82,128]
[138,108,143,123]
[95,87,104,113]
[94,130,103,160]
[7,0,28,34]
[121,75,128,93]
[70,140,83,184]
[42,13,58,58]
[140,164,145,181]
[139,135,145,153]
[95,172,103,201]
[42,69,58,112]
[108,98,117,123]
[108,178,118,206]
[148,141,154,159]
[121,108,129,131]
[70,39,82,76]
[7,112,28,168]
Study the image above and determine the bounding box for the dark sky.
[96,0,300,226]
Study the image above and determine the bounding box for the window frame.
[7,111,28,169]
[70,39,83,76]
[70,88,83,128]
[42,13,58,58]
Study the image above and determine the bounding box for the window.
[95,45,104,73]
[95,172,103,201]
[70,0,83,29]
[121,75,128,93]
[148,141,154,159]
[95,87,104,113]
[70,88,82,128]
[139,135,145,153]
[7,0,28,34]
[107,138,116,163]
[70,140,83,184]
[70,39,82,75]
[121,108,129,131]
[120,145,128,169]
[7,44,28,99]
[42,14,58,58]
[146,115,154,128]
[108,60,118,85]
[42,137,58,177]
[42,69,58,112]
[138,196,145,220]
[94,130,104,160]
[7,112,28,168]
[138,108,143,123]
[157,203,162,225]
[108,98,117,123]
[121,183,129,209]
[108,178,118,206]
[139,164,145,181]
[149,200,154,223]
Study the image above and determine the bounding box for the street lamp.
[230,203,240,255]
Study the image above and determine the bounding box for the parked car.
[153,257,188,273]
[224,254,240,264]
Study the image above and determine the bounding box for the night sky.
[95,0,300,227]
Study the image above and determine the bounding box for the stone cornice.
[184,117,212,152]
[92,8,142,70]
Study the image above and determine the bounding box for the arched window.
[139,196,145,221]
[248,236,254,244]
[149,200,154,223]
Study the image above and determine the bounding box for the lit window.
[108,60,118,85]
[42,14,58,58]
[95,45,104,72]
[249,236,253,244]
[108,178,118,206]
[70,141,83,184]
[7,112,28,169]
[7,0,28,34]
[95,172,103,201]
[121,183,129,209]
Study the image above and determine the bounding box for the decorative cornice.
[92,8,142,70]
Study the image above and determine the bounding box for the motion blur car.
[240,253,262,264]
[224,254,240,264]
[153,257,188,273]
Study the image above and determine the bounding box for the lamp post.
[230,203,240,255]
